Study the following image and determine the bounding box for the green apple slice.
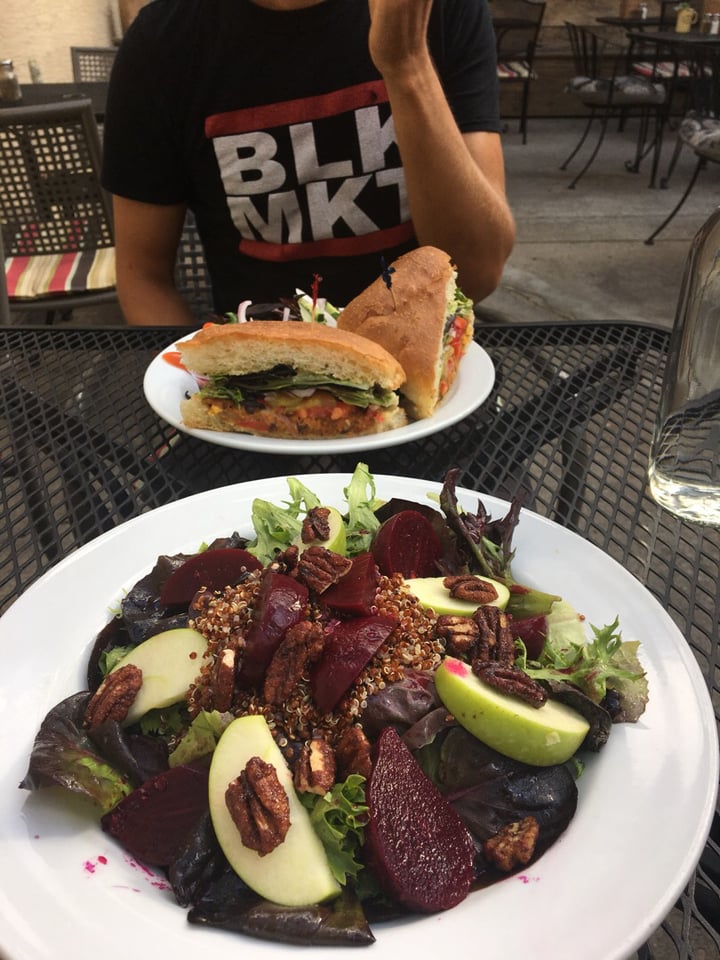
[208,715,341,907]
[434,656,590,766]
[293,506,347,556]
[405,576,510,614]
[110,627,208,726]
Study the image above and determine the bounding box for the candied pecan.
[211,647,236,713]
[472,605,515,664]
[263,621,325,705]
[295,545,352,594]
[473,661,547,707]
[84,663,143,728]
[301,506,331,543]
[483,816,540,872]
[270,544,299,574]
[334,725,372,780]
[436,615,481,658]
[443,574,499,605]
[294,737,336,795]
[225,756,291,856]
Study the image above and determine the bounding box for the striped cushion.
[631,60,691,80]
[5,247,116,300]
[497,60,535,79]
[566,74,666,106]
[679,111,720,160]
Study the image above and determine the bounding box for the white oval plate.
[0,474,717,960]
[142,337,495,454]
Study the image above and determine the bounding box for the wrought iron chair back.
[0,99,117,324]
[70,47,118,83]
[491,0,547,144]
[175,211,215,321]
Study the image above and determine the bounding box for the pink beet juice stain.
[123,855,171,891]
[446,658,469,677]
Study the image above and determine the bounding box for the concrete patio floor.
[480,116,718,330]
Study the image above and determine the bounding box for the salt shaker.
[0,59,21,102]
[28,59,42,84]
[647,208,720,525]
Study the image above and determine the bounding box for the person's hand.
[367,0,434,80]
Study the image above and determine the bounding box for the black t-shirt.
[102,0,500,311]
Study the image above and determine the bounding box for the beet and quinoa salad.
[21,463,648,947]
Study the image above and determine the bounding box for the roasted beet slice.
[310,615,397,715]
[365,727,475,913]
[160,548,263,608]
[320,552,379,616]
[509,613,548,660]
[371,511,443,579]
[236,572,309,688]
[101,762,210,866]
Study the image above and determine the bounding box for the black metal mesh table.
[1,321,718,959]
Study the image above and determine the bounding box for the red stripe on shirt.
[238,222,415,262]
[205,81,389,137]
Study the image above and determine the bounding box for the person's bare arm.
[368,0,515,302]
[112,196,196,326]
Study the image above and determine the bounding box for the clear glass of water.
[648,208,720,526]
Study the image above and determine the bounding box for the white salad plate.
[142,336,495,454]
[0,474,717,960]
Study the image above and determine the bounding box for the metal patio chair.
[0,99,117,325]
[491,0,547,144]
[561,22,667,189]
[646,42,720,244]
[70,47,118,83]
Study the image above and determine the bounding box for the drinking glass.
[648,208,720,526]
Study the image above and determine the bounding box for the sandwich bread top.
[337,246,459,418]
[178,320,406,390]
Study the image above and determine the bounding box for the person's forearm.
[112,196,196,326]
[384,60,515,302]
[117,270,196,326]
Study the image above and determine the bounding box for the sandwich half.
[337,246,474,420]
[178,321,408,439]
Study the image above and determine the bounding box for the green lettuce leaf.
[523,616,648,717]
[98,643,136,677]
[343,462,382,555]
[248,495,304,563]
[198,369,398,409]
[286,477,322,513]
[168,709,232,767]
[138,703,187,737]
[247,465,379,562]
[300,774,368,885]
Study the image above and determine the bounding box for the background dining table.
[0,319,718,959]
[6,81,109,121]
